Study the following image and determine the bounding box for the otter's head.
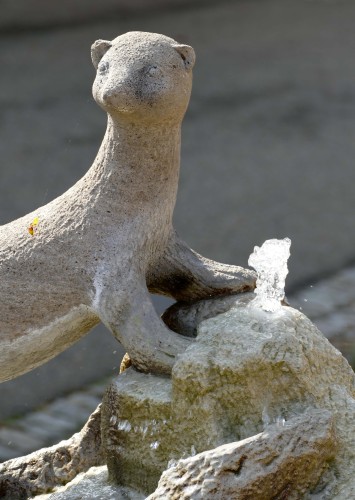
[91,31,195,124]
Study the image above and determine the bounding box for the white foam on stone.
[248,238,291,312]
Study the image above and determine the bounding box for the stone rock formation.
[148,409,336,500]
[40,466,143,500]
[3,293,354,498]
[0,405,104,499]
[101,293,355,498]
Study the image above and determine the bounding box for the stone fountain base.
[35,408,335,499]
[100,293,355,498]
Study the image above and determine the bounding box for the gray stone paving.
[291,267,355,367]
[1,265,355,464]
[0,379,108,462]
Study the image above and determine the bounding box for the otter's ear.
[91,39,112,69]
[173,44,196,70]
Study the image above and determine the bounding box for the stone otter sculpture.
[0,32,255,381]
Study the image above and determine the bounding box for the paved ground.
[0,378,108,462]
[292,267,355,367]
[1,263,355,463]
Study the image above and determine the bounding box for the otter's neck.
[87,115,181,208]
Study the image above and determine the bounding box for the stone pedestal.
[102,371,173,493]
[101,294,355,498]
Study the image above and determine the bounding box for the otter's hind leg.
[148,231,256,302]
[98,280,192,375]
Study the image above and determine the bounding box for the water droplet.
[150,441,160,450]
[117,420,132,432]
[262,407,270,428]
[110,415,117,425]
[276,416,286,427]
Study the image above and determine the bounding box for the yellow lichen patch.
[28,216,39,236]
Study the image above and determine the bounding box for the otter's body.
[0,32,255,381]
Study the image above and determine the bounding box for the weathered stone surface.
[102,293,355,497]
[102,369,173,494]
[0,405,104,499]
[148,409,336,500]
[36,466,144,500]
[162,293,239,337]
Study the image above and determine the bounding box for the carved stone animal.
[0,31,255,381]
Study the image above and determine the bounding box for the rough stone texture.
[102,368,173,494]
[102,293,355,497]
[35,466,145,500]
[148,409,336,500]
[162,294,246,337]
[31,410,336,499]
[0,31,255,384]
[0,405,104,499]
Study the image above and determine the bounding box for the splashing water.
[276,416,286,427]
[117,419,132,432]
[248,238,291,312]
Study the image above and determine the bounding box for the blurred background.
[1,0,355,458]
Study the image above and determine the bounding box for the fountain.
[88,237,355,498]
[1,30,355,498]
[2,236,355,498]
[248,237,291,312]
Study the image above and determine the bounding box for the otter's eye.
[147,65,159,77]
[98,60,109,74]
